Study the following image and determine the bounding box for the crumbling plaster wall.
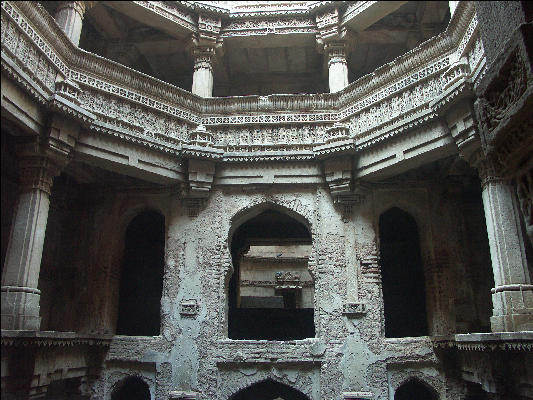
[87,180,485,399]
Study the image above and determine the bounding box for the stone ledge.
[1,330,113,347]
[432,331,533,351]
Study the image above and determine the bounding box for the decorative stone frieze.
[221,17,316,38]
[342,302,367,318]
[275,271,301,289]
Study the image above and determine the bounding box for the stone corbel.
[316,7,341,43]
[182,125,222,217]
[446,99,481,165]
[324,155,353,199]
[324,158,371,222]
[51,76,95,125]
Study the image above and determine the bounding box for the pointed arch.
[227,202,315,340]
[394,378,438,400]
[111,376,151,400]
[229,378,311,400]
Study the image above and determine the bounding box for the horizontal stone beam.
[342,1,407,32]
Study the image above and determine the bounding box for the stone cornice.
[1,330,113,347]
[2,1,485,162]
[432,332,533,352]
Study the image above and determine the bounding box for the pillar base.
[491,287,533,331]
[1,289,41,330]
[491,312,533,332]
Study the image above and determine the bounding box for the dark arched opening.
[228,208,314,340]
[116,210,164,336]
[230,379,310,400]
[395,379,438,400]
[111,376,151,400]
[379,207,428,337]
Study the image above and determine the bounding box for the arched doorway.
[116,210,165,336]
[230,379,310,400]
[379,207,428,337]
[394,379,438,400]
[111,376,151,400]
[228,207,314,340]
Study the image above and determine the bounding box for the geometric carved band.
[1,286,41,295]
[491,284,533,294]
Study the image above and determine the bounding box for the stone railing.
[1,1,484,160]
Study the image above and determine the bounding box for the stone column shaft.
[480,169,533,331]
[191,48,214,98]
[54,1,87,47]
[326,43,349,93]
[1,157,59,330]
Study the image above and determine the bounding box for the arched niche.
[230,378,311,400]
[379,207,428,338]
[394,378,438,400]
[116,209,165,336]
[111,376,151,400]
[227,204,315,340]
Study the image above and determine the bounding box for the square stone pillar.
[1,156,60,330]
[479,163,533,332]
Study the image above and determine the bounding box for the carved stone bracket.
[316,7,342,44]
[55,76,82,105]
[342,302,367,318]
[179,299,199,317]
[182,125,221,216]
[324,155,353,198]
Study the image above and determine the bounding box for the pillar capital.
[189,36,217,97]
[192,45,216,73]
[476,156,506,188]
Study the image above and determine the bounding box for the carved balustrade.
[1,1,485,162]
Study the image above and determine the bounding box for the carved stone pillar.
[1,147,61,330]
[190,14,221,98]
[479,160,533,332]
[54,1,90,46]
[191,46,215,98]
[316,7,352,93]
[326,41,349,93]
